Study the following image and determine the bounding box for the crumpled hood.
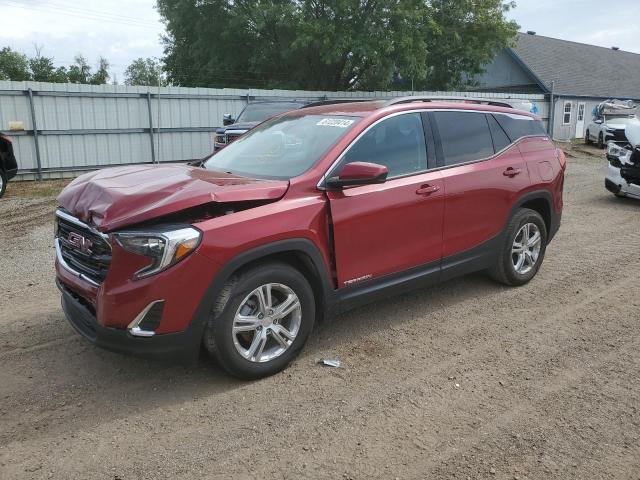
[57,164,289,232]
[623,118,640,147]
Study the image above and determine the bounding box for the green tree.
[157,0,518,91]
[89,57,110,85]
[0,47,31,81]
[124,57,165,86]
[67,55,92,84]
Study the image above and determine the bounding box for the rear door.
[325,112,445,288]
[430,110,531,259]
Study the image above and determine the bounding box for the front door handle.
[503,167,523,177]
[416,184,440,196]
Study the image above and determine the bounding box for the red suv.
[54,98,565,379]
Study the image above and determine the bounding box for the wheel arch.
[512,190,554,242]
[190,239,335,346]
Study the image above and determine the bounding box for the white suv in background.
[586,100,637,148]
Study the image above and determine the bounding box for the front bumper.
[58,280,203,361]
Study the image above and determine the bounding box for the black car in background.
[213,101,310,151]
[0,134,18,198]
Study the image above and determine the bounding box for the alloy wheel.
[232,283,302,363]
[511,223,542,275]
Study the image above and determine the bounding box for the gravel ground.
[1,149,639,479]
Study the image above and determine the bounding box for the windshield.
[204,114,359,179]
[236,103,305,123]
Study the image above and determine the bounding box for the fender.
[510,189,560,243]
[187,238,335,349]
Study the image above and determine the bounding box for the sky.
[1,0,640,84]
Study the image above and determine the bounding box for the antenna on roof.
[526,31,536,35]
[611,46,620,51]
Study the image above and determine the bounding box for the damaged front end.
[606,121,640,198]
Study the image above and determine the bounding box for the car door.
[430,110,531,260]
[325,112,445,288]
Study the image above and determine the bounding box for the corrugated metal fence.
[0,80,548,180]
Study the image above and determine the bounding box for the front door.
[575,102,586,138]
[325,112,445,288]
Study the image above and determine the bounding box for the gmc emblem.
[67,232,93,254]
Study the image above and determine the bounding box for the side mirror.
[325,162,388,188]
[222,114,235,126]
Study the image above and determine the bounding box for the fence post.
[146,91,157,164]
[27,88,43,180]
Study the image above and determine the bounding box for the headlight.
[113,226,201,279]
[214,134,226,144]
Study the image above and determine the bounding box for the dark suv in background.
[213,101,310,151]
[0,134,18,198]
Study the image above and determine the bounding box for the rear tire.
[203,262,315,379]
[489,208,547,286]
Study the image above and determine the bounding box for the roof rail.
[384,96,514,109]
[300,99,377,109]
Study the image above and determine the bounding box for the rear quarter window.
[493,113,547,142]
[432,111,494,166]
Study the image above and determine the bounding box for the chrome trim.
[54,238,100,287]
[316,108,546,189]
[55,209,111,246]
[126,300,163,337]
[224,129,249,135]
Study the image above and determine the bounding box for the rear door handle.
[416,184,440,196]
[503,167,523,177]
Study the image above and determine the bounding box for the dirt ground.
[1,148,639,480]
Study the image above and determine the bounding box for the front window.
[340,113,428,177]
[236,103,305,123]
[204,114,359,179]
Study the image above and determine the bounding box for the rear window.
[486,114,511,152]
[493,113,546,142]
[432,111,494,166]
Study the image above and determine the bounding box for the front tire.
[597,132,605,149]
[489,208,547,286]
[585,130,592,145]
[203,262,315,379]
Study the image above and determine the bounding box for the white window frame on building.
[563,101,572,125]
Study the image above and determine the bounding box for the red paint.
[57,164,289,232]
[333,161,388,182]
[55,101,564,336]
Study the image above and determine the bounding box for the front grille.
[607,129,627,142]
[56,211,112,285]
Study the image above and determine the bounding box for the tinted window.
[433,112,494,166]
[341,113,427,178]
[204,114,359,179]
[487,114,511,152]
[494,113,547,142]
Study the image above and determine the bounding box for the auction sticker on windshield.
[316,118,355,128]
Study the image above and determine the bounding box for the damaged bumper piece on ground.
[606,126,640,199]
